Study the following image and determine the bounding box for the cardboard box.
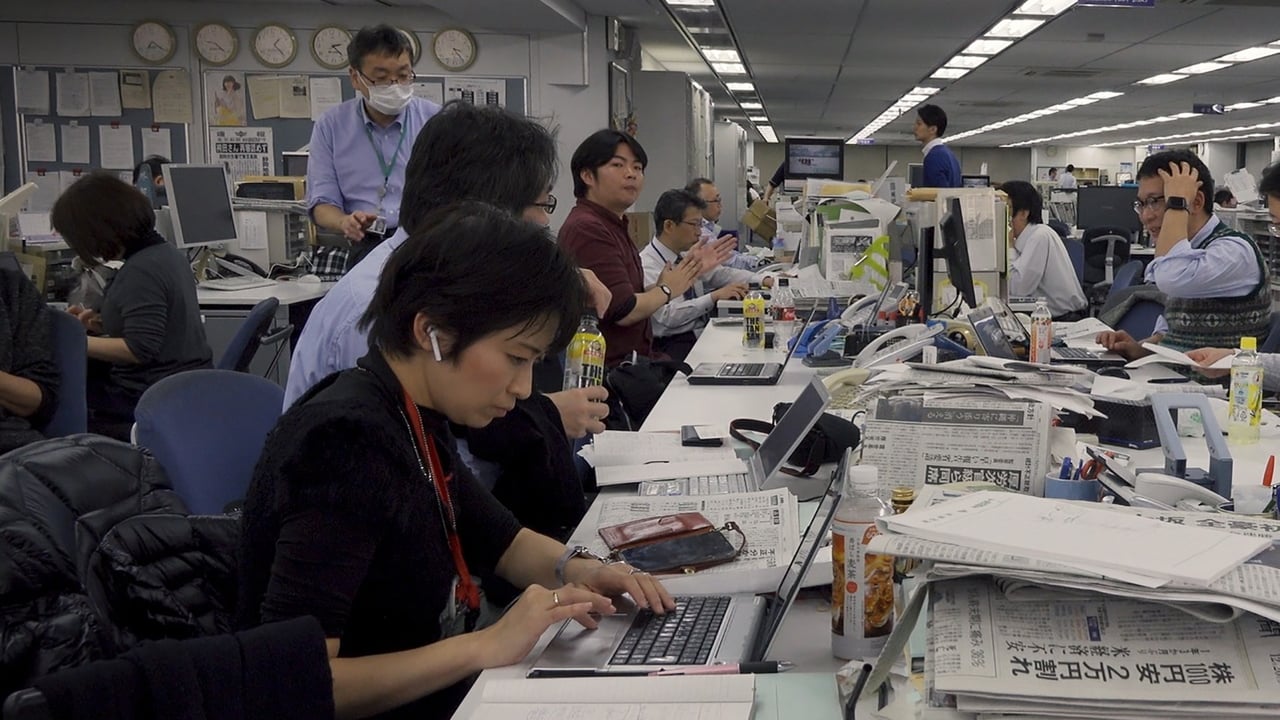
[625,211,653,250]
[741,199,777,240]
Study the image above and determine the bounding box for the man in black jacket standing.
[0,267,58,454]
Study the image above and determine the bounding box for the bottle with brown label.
[831,464,894,660]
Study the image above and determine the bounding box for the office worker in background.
[1048,167,1059,184]
[686,177,760,271]
[559,129,705,364]
[763,160,786,203]
[51,174,212,439]
[0,267,58,454]
[642,189,766,361]
[1059,164,1078,190]
[1001,181,1088,320]
[239,204,673,720]
[914,104,962,189]
[131,155,170,207]
[1097,151,1270,360]
[307,24,440,274]
[1214,188,1238,209]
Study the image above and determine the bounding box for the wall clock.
[194,22,238,66]
[432,28,477,72]
[252,23,298,68]
[132,21,177,65]
[312,25,352,70]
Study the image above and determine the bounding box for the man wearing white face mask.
[307,24,440,272]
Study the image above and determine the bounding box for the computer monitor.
[940,197,977,310]
[1075,186,1142,234]
[961,175,990,188]
[161,164,240,249]
[908,163,925,188]
[282,152,309,177]
[783,137,844,180]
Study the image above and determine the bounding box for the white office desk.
[643,325,820,433]
[197,279,334,385]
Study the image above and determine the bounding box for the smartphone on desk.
[681,424,725,447]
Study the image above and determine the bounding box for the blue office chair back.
[1062,237,1085,286]
[1114,299,1164,341]
[1260,312,1280,353]
[1105,260,1144,305]
[217,297,287,373]
[44,311,88,437]
[134,370,283,514]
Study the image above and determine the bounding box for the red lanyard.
[402,390,481,614]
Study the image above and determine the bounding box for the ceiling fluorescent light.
[1217,47,1280,63]
[986,18,1045,38]
[758,126,778,143]
[725,82,754,92]
[913,86,941,95]
[739,101,762,109]
[749,115,768,121]
[1136,73,1186,85]
[667,0,715,5]
[1175,61,1231,75]
[1088,90,1123,100]
[1012,0,1076,16]
[963,39,1014,55]
[1227,101,1264,110]
[931,68,969,79]
[712,62,747,75]
[701,48,740,63]
[945,55,989,69]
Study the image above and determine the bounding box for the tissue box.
[1092,397,1161,449]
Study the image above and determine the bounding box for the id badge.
[368,216,388,237]
[438,576,469,638]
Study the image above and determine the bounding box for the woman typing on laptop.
[238,204,674,720]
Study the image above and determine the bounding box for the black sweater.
[0,268,57,454]
[237,350,522,720]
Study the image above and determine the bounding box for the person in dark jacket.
[0,267,58,454]
[239,203,674,720]
[50,173,212,438]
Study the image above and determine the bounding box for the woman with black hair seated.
[237,202,674,720]
[51,173,212,439]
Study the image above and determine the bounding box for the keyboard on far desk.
[199,276,277,291]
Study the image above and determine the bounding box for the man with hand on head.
[307,24,440,272]
[642,189,769,361]
[1097,150,1270,360]
[686,177,760,271]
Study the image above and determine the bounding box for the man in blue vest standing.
[914,104,962,188]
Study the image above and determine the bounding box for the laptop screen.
[751,447,845,659]
[968,307,1018,360]
[754,377,830,477]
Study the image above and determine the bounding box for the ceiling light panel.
[701,48,740,63]
[931,68,970,79]
[1175,61,1231,75]
[1217,47,1280,63]
[963,39,1014,55]
[1012,0,1076,16]
[986,18,1045,38]
[667,0,715,5]
[712,62,747,75]
[740,101,762,109]
[758,126,778,143]
[945,54,989,69]
[725,82,754,92]
[1136,73,1187,85]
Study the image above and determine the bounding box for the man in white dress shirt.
[1058,165,1078,190]
[685,177,760,271]
[1002,181,1087,319]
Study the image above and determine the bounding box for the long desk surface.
[196,278,333,307]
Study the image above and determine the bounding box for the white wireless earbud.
[427,326,443,362]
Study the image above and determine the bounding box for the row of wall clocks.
[130,21,478,72]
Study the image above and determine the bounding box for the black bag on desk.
[603,358,692,431]
[729,403,860,477]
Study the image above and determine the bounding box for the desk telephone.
[848,324,945,369]
[822,367,872,410]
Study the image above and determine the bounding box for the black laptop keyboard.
[723,363,765,377]
[1054,347,1096,360]
[610,595,731,665]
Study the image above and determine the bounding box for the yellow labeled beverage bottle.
[563,312,606,390]
[1228,336,1262,445]
[742,290,766,349]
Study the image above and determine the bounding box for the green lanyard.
[363,120,409,207]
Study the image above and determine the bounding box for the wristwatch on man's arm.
[1165,196,1189,212]
[657,284,673,304]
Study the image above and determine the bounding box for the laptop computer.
[972,303,1123,366]
[687,314,811,386]
[637,377,832,497]
[528,448,845,677]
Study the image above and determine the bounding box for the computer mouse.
[1097,367,1129,380]
[298,274,322,284]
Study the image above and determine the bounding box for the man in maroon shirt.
[558,130,698,365]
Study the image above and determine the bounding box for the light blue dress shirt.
[641,236,759,337]
[306,96,440,229]
[1145,216,1262,336]
[700,218,760,271]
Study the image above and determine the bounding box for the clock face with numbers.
[432,28,477,72]
[194,22,238,66]
[252,23,297,68]
[132,21,177,65]
[312,25,352,70]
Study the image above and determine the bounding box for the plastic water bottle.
[772,278,796,351]
[742,290,766,349]
[1029,299,1053,364]
[563,313,606,390]
[831,464,894,660]
[1228,336,1263,445]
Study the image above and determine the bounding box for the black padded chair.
[1082,226,1133,286]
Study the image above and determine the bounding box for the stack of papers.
[580,430,739,487]
[866,357,1101,418]
[1127,341,1234,370]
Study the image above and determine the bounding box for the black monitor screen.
[961,175,990,188]
[908,163,925,188]
[940,197,977,310]
[282,154,309,177]
[784,138,844,180]
[1076,186,1142,234]
[162,164,239,249]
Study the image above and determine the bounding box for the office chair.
[1114,299,1165,341]
[1062,237,1086,286]
[43,311,88,437]
[216,297,292,376]
[1104,260,1144,306]
[133,370,284,515]
[1082,226,1132,286]
[1260,313,1280,353]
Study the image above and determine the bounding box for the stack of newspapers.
[867,489,1280,719]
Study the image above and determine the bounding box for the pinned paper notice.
[237,210,269,251]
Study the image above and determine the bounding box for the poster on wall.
[445,78,505,107]
[208,72,247,126]
[209,127,274,183]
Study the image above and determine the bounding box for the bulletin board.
[1,65,190,201]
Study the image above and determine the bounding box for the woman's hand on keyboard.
[577,563,677,616]
[475,584,613,667]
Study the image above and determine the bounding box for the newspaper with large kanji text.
[860,397,1051,497]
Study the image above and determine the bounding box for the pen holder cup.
[1043,474,1101,502]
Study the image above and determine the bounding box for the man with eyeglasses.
[306,24,440,273]
[641,189,767,361]
[1097,149,1270,360]
[685,177,760,271]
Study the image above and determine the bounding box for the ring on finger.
[629,568,647,575]
[553,591,560,606]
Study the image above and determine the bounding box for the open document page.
[1126,341,1234,370]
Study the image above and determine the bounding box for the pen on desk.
[1264,455,1275,487]
[650,661,794,676]
[1059,457,1073,480]
[643,460,670,465]
[844,662,873,720]
[526,669,651,678]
